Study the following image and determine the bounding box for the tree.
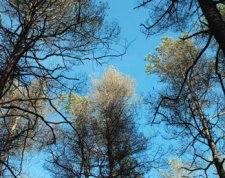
[0,0,120,99]
[0,0,120,176]
[136,0,225,95]
[145,37,225,177]
[45,94,95,178]
[136,0,225,54]
[0,81,48,177]
[91,67,148,178]
[46,67,148,178]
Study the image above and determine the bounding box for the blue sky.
[74,0,162,94]
[24,1,171,177]
[20,2,223,177]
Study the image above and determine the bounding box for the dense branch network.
[0,0,121,176]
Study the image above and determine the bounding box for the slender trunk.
[195,99,225,178]
[83,152,90,178]
[0,117,20,176]
[198,0,225,56]
[107,141,114,178]
[188,84,225,178]
[106,123,114,178]
[0,152,9,176]
[189,0,225,172]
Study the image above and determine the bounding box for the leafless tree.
[0,0,121,176]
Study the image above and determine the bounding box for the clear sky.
[24,1,172,177]
[71,0,163,94]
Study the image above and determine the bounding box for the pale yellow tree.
[145,37,225,177]
[0,80,48,177]
[46,67,148,178]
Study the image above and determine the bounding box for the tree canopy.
[145,37,225,177]
[0,1,225,177]
[46,67,148,178]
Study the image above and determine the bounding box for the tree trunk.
[198,0,225,56]
[106,124,114,178]
[0,117,20,176]
[195,104,225,178]
[185,3,225,172]
[0,57,19,100]
[83,152,90,178]
[195,103,225,178]
[0,152,9,176]
[188,83,225,178]
[0,19,32,100]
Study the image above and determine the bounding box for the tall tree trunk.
[106,124,114,178]
[198,0,225,56]
[83,152,90,178]
[188,83,225,178]
[107,142,114,178]
[188,2,225,176]
[0,152,9,176]
[0,117,20,176]
[194,100,225,178]
[195,100,225,178]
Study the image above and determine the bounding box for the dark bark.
[0,56,20,100]
[83,151,90,178]
[198,0,225,56]
[0,152,8,176]
[0,119,19,176]
[107,129,114,178]
[0,21,31,100]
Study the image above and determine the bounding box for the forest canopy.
[0,0,225,177]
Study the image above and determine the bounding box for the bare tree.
[145,37,225,177]
[0,0,120,98]
[45,94,97,178]
[0,0,120,176]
